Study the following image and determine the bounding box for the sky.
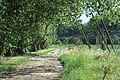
[80,14,91,24]
[80,11,97,24]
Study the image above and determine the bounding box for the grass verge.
[26,48,55,56]
[59,45,120,80]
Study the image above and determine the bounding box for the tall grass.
[59,45,120,80]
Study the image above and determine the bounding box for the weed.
[60,46,120,80]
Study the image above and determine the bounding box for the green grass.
[0,56,29,75]
[26,48,55,56]
[0,47,55,75]
[59,45,120,80]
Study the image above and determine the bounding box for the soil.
[0,49,63,80]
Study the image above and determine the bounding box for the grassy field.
[59,45,120,80]
[0,47,55,75]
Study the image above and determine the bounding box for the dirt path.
[0,49,63,80]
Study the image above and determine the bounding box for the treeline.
[0,0,81,56]
[56,18,120,51]
[56,24,82,45]
[87,18,120,45]
[0,0,119,56]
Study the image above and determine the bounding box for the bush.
[60,37,83,45]
[55,40,62,45]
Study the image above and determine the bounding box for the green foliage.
[55,40,62,45]
[0,0,82,56]
[60,53,94,80]
[0,56,29,74]
[0,0,119,56]
[26,48,55,57]
[60,46,120,80]
[62,37,82,45]
[56,24,83,45]
[84,0,120,22]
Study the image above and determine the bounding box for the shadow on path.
[0,49,63,80]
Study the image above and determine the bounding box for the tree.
[0,0,83,56]
[81,0,120,52]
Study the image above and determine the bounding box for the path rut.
[0,49,63,80]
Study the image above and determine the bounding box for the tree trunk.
[81,28,91,49]
[95,28,100,45]
[34,44,38,51]
[91,12,110,52]
[101,20,116,52]
[37,44,41,50]
[16,47,24,55]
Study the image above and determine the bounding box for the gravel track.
[0,49,63,80]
